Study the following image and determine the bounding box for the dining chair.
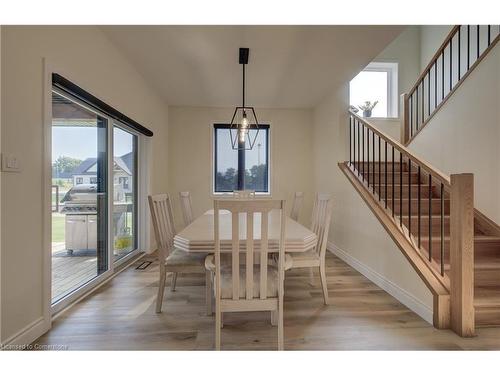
[179,191,194,227]
[233,190,256,198]
[148,193,211,314]
[290,191,304,222]
[287,193,333,305]
[210,199,286,350]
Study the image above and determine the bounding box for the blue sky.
[52,126,133,162]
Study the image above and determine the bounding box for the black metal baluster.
[367,127,370,186]
[385,141,388,208]
[378,136,381,200]
[400,152,403,227]
[440,183,445,276]
[362,123,365,178]
[349,116,352,166]
[357,120,360,175]
[429,175,432,261]
[408,158,412,237]
[418,166,421,248]
[372,131,375,194]
[477,25,480,59]
[488,25,491,46]
[392,147,395,217]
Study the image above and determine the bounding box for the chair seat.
[165,248,207,269]
[220,265,279,299]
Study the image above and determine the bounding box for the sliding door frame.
[43,61,150,320]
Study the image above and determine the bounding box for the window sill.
[362,117,400,121]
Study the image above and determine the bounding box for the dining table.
[174,209,317,253]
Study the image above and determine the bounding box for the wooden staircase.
[340,111,500,336]
[356,161,500,328]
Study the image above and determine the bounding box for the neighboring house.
[72,152,134,194]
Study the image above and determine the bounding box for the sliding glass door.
[51,91,109,305]
[112,123,138,262]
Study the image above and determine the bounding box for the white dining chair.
[209,199,286,350]
[148,193,211,314]
[233,190,256,198]
[287,193,333,305]
[290,191,304,222]
[179,191,194,227]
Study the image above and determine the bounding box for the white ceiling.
[101,26,403,108]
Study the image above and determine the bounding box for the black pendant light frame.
[229,47,260,150]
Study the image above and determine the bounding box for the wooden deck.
[52,255,97,303]
[36,252,500,350]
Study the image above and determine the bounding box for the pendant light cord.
[242,63,245,109]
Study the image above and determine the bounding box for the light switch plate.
[1,153,21,172]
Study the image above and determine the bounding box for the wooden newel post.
[400,93,409,144]
[450,173,475,337]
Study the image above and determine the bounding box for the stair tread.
[474,288,500,308]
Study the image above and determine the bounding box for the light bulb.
[238,129,246,143]
[241,113,249,129]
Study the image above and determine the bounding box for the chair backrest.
[310,193,333,258]
[179,191,194,227]
[290,191,304,221]
[233,190,256,199]
[148,194,176,262]
[214,199,286,301]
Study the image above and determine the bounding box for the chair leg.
[206,270,213,316]
[319,261,329,305]
[171,272,178,292]
[271,310,278,326]
[156,267,167,313]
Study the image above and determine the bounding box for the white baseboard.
[328,241,433,324]
[1,316,50,350]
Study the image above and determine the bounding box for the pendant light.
[229,47,260,150]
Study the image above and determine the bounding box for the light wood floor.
[35,253,500,350]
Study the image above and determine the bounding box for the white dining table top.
[174,209,317,253]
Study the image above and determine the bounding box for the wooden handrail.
[404,25,500,144]
[407,26,460,97]
[349,111,451,187]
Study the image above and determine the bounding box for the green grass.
[52,214,65,242]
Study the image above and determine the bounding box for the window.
[349,62,398,118]
[90,177,97,184]
[75,177,83,184]
[213,124,270,194]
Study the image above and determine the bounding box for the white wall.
[313,84,434,322]
[409,44,500,223]
[1,26,169,344]
[167,106,314,229]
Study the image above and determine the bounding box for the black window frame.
[213,123,270,194]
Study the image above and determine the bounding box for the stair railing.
[402,25,500,144]
[348,111,475,336]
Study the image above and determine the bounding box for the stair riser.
[352,162,408,172]
[475,308,500,327]
[373,185,435,199]
[361,172,420,184]
[393,199,450,215]
[402,216,450,236]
